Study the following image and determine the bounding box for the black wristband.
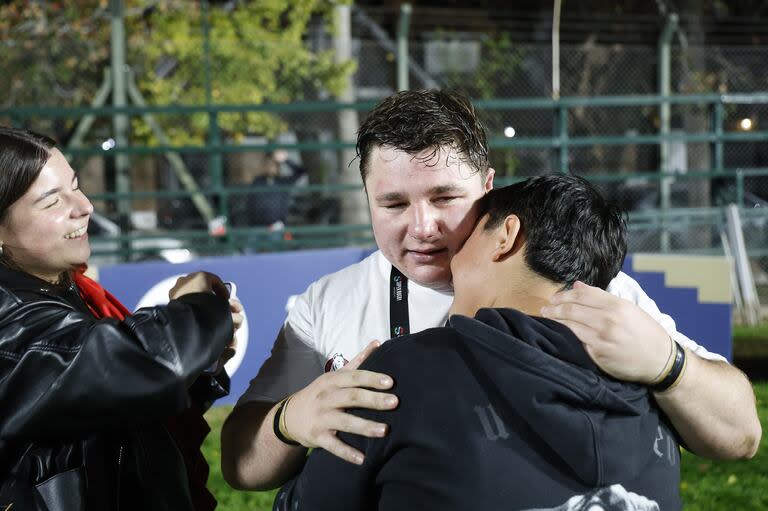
[273,398,300,446]
[652,340,687,393]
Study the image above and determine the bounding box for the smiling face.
[365,145,493,290]
[0,149,93,282]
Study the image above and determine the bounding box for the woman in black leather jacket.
[0,126,240,510]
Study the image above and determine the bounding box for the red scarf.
[73,270,217,511]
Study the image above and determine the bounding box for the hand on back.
[282,340,398,465]
[540,281,671,384]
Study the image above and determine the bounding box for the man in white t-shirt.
[222,90,761,491]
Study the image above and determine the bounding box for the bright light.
[504,126,516,138]
[739,118,753,131]
[101,138,116,151]
[160,248,193,264]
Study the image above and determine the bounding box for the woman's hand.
[170,272,238,374]
[217,297,244,368]
[169,271,228,300]
[230,296,244,333]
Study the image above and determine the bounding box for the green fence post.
[558,103,569,173]
[712,100,725,173]
[202,0,230,252]
[396,3,412,92]
[110,0,132,261]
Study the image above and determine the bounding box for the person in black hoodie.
[274,175,682,511]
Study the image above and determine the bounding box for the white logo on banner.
[136,275,248,376]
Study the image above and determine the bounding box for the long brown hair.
[0,126,57,223]
[0,126,68,282]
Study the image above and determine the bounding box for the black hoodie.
[275,308,681,511]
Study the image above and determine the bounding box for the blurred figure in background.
[231,149,307,231]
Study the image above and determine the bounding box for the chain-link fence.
[1,2,767,307]
[352,19,768,308]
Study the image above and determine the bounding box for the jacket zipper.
[115,444,124,511]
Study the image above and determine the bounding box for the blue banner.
[99,247,375,405]
[100,249,732,405]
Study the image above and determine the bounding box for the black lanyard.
[390,266,410,338]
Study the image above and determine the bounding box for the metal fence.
[1,2,767,307]
[3,95,767,245]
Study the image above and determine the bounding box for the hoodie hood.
[448,308,665,488]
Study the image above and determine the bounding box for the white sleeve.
[236,286,325,406]
[607,271,727,362]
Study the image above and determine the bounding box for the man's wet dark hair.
[481,175,627,290]
[356,89,489,182]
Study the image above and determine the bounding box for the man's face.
[365,145,493,290]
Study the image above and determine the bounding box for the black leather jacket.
[0,266,233,510]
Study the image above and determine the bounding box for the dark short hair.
[481,175,627,290]
[0,126,56,223]
[356,89,489,182]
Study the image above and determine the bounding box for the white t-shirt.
[238,250,725,404]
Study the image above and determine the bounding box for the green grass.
[733,324,768,339]
[733,324,768,358]
[204,382,768,510]
[679,382,768,509]
[202,407,277,511]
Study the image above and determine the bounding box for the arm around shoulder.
[608,274,761,458]
[221,296,319,491]
[541,279,761,460]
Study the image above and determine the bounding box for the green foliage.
[0,0,354,145]
[0,0,111,134]
[205,382,768,510]
[459,32,525,101]
[130,0,355,145]
[441,32,526,177]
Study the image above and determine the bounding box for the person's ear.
[491,215,523,262]
[484,168,495,192]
